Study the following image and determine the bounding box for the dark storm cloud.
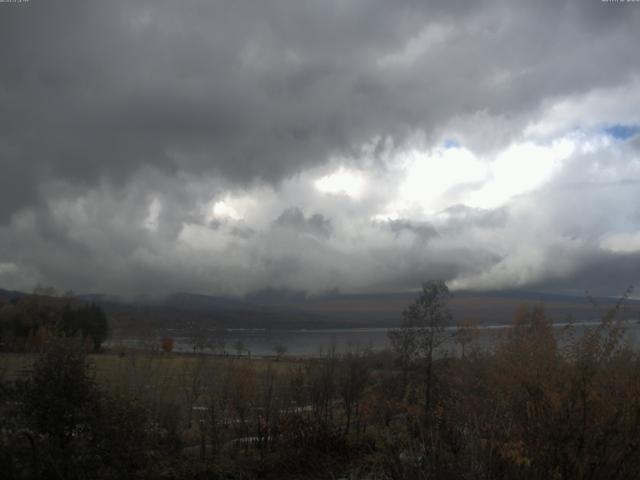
[1,0,640,295]
[2,0,639,216]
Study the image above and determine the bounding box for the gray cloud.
[274,207,333,238]
[385,219,438,242]
[437,205,508,234]
[0,0,639,296]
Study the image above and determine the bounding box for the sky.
[1,0,640,298]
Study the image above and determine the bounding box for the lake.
[108,319,640,357]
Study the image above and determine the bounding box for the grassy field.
[1,350,301,381]
[1,351,303,417]
[2,349,313,450]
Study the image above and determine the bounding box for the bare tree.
[388,280,452,418]
[228,363,256,455]
[453,318,479,358]
[256,366,280,452]
[179,356,207,428]
[339,350,369,434]
[204,361,232,455]
[307,345,338,423]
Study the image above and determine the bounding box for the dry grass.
[1,350,304,424]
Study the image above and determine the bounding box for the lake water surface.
[109,320,640,357]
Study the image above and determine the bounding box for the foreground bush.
[2,337,166,479]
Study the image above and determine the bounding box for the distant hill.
[264,289,639,328]
[3,286,638,335]
[0,288,28,301]
[244,287,308,305]
[162,292,252,311]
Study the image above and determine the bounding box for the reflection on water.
[109,320,640,357]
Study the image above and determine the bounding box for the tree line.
[0,293,108,352]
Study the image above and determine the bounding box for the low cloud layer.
[1,0,640,297]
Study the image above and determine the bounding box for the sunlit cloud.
[211,200,242,220]
[601,232,640,254]
[315,167,366,199]
[466,138,575,209]
[378,145,486,217]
